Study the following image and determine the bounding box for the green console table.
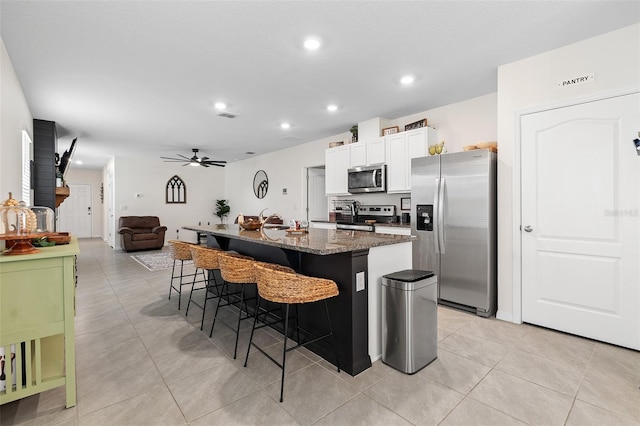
[0,238,79,408]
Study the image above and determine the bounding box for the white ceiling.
[2,1,638,169]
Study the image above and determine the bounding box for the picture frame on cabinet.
[401,197,411,211]
[404,119,427,131]
[382,126,400,136]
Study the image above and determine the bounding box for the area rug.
[131,251,191,271]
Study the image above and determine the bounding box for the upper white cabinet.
[367,138,386,165]
[325,145,350,195]
[348,138,386,168]
[385,127,438,193]
[349,143,367,167]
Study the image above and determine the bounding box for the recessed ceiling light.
[400,75,415,85]
[280,123,291,129]
[214,102,227,110]
[245,151,255,155]
[75,160,83,165]
[304,36,322,51]
[327,104,338,112]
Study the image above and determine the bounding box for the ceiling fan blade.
[202,160,227,164]
[178,154,192,161]
[201,156,210,161]
[160,156,184,161]
[210,163,226,167]
[201,163,210,168]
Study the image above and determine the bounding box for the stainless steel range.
[336,204,396,232]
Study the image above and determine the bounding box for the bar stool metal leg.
[280,304,290,402]
[185,268,206,316]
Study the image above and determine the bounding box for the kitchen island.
[183,225,413,375]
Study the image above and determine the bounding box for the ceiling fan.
[160,148,227,167]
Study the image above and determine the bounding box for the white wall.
[0,38,33,199]
[224,132,351,224]
[393,93,497,153]
[112,155,226,247]
[64,168,104,237]
[496,23,640,320]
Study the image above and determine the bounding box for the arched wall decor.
[166,175,186,204]
[253,170,268,199]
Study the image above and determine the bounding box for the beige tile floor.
[1,238,639,425]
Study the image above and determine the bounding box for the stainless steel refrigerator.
[411,150,497,317]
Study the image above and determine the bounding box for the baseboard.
[496,310,515,323]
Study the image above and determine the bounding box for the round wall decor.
[253,170,268,199]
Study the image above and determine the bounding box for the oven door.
[348,165,386,193]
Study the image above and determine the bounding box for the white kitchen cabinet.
[385,133,409,192]
[367,138,386,165]
[385,127,438,193]
[348,139,386,168]
[325,145,350,195]
[349,143,366,167]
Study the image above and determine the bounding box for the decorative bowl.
[238,220,262,230]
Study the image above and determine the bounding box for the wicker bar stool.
[210,252,258,359]
[167,240,197,310]
[186,245,223,330]
[245,262,340,402]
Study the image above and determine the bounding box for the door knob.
[523,225,533,232]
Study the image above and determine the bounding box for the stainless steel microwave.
[348,164,386,193]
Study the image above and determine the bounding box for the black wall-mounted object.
[33,119,57,210]
[58,137,77,178]
[253,170,268,199]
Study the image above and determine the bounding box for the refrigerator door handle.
[438,177,446,254]
[434,178,441,254]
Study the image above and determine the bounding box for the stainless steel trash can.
[381,269,437,374]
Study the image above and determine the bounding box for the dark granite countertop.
[183,224,414,255]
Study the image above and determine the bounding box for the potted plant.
[214,199,230,223]
[350,125,358,143]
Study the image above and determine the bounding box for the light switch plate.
[356,271,365,292]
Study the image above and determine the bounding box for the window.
[166,175,186,204]
[22,130,32,205]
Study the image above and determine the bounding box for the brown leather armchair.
[118,216,167,252]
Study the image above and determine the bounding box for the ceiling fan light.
[189,162,200,167]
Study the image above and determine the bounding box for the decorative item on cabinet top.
[350,125,358,143]
[463,141,497,152]
[404,118,427,131]
[382,126,400,136]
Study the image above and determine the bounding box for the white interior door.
[521,92,640,350]
[58,183,93,238]
[307,167,327,221]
